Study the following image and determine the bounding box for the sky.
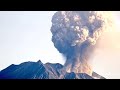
[0,11,120,79]
[0,11,64,69]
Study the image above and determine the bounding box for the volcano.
[0,11,111,79]
[0,60,105,79]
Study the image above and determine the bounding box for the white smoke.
[92,12,120,78]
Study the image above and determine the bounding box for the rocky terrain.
[0,60,105,79]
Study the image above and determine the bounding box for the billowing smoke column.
[50,11,114,76]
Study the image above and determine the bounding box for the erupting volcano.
[0,11,115,79]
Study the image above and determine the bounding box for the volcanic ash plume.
[50,11,114,76]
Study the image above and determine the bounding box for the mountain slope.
[0,60,105,79]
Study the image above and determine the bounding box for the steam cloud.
[50,11,114,75]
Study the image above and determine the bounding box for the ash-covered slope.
[0,60,105,79]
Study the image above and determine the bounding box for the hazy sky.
[0,11,120,79]
[0,11,64,69]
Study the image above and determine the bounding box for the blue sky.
[0,11,120,79]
